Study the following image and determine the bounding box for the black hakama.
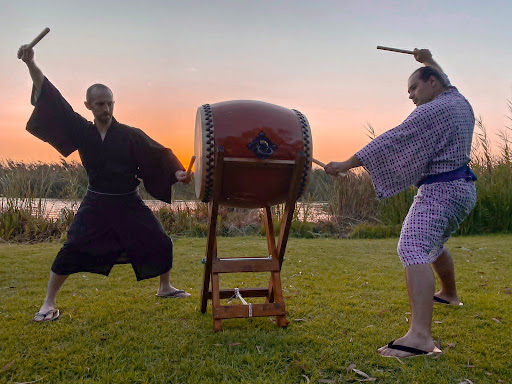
[26,78,184,280]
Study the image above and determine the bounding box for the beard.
[96,114,112,124]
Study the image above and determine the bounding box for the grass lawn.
[1,235,511,383]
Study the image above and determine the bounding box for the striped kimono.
[356,84,477,267]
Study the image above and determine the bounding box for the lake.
[0,197,330,222]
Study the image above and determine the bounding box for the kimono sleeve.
[26,77,87,157]
[356,104,455,198]
[131,128,185,203]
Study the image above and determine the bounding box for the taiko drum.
[194,100,312,208]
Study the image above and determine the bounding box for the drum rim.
[194,104,215,202]
[292,108,313,200]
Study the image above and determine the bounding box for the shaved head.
[84,83,115,125]
[86,83,113,103]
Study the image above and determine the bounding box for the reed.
[322,114,512,237]
[1,108,511,242]
[322,171,378,233]
[459,117,512,234]
[0,159,69,242]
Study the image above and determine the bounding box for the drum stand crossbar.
[200,147,306,332]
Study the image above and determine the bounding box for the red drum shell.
[194,100,312,208]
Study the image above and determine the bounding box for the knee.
[397,239,429,268]
[397,238,410,260]
[397,241,410,267]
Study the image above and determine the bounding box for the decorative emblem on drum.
[247,131,278,159]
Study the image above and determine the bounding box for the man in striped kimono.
[325,49,477,358]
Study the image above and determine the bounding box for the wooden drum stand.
[200,147,306,332]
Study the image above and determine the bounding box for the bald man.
[18,44,192,323]
[325,49,476,358]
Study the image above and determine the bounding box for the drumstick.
[186,156,196,177]
[376,45,414,55]
[27,27,50,50]
[312,158,347,177]
[312,158,327,168]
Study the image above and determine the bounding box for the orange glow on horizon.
[1,89,507,169]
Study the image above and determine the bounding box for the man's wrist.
[347,155,362,169]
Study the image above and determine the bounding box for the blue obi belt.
[417,165,477,188]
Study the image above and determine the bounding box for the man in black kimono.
[18,44,192,322]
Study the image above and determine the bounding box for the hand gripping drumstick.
[376,45,414,55]
[312,158,347,177]
[27,27,50,49]
[186,156,196,177]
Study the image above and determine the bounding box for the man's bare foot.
[32,308,60,322]
[434,292,463,306]
[378,335,441,358]
[156,288,191,298]
[38,301,55,315]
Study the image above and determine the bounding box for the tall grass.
[0,159,322,241]
[1,108,511,242]
[460,117,512,234]
[154,204,263,238]
[0,160,74,242]
[322,116,512,237]
[0,159,200,242]
[323,171,378,229]
[155,201,325,239]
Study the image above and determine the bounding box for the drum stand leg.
[200,149,306,332]
[200,149,224,332]
[263,176,301,328]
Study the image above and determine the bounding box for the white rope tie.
[87,188,138,196]
[233,288,252,317]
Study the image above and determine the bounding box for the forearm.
[26,61,44,92]
[346,154,362,169]
[17,45,44,91]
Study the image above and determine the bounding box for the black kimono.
[27,78,184,280]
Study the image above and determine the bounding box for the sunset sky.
[1,1,511,167]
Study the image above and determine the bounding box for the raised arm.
[413,48,444,75]
[17,45,44,92]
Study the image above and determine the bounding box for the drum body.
[194,100,312,208]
